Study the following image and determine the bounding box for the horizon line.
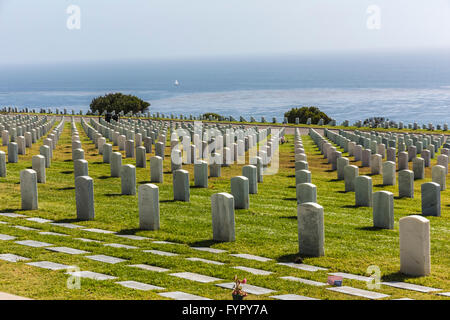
[1,47,450,68]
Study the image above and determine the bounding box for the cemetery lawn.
[0,121,448,300]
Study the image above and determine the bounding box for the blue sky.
[0,0,449,64]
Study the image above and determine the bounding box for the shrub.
[89,93,150,115]
[284,106,332,124]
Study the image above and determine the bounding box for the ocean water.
[0,51,449,124]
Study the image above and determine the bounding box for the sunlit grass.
[0,121,448,300]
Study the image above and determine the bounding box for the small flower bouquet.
[232,275,247,300]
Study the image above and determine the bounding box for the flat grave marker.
[15,240,53,248]
[50,223,83,229]
[143,249,179,257]
[128,264,170,272]
[186,257,225,265]
[191,247,226,254]
[0,253,31,262]
[26,217,52,224]
[0,213,26,218]
[230,253,272,262]
[117,281,165,291]
[82,228,115,234]
[328,272,372,282]
[85,255,127,264]
[115,234,150,241]
[233,266,272,275]
[104,243,139,249]
[14,225,39,231]
[26,261,71,271]
[39,231,68,237]
[270,294,319,300]
[66,270,117,281]
[327,286,389,299]
[277,262,327,272]
[170,272,222,283]
[0,234,16,241]
[75,238,102,243]
[159,291,211,301]
[381,281,441,293]
[46,247,90,255]
[280,276,327,287]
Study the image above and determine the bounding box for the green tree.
[89,93,150,115]
[284,106,332,124]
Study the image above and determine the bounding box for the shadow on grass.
[381,271,423,282]
[0,208,24,213]
[98,176,113,180]
[52,218,80,223]
[138,181,152,185]
[57,187,75,191]
[325,169,335,173]
[328,178,340,182]
[287,175,295,178]
[283,197,297,201]
[104,193,123,197]
[92,162,103,165]
[277,253,307,263]
[163,171,173,174]
[279,215,297,220]
[341,204,358,209]
[287,186,296,189]
[189,239,223,247]
[336,190,347,194]
[374,183,388,187]
[355,226,385,231]
[116,228,141,235]
[60,171,73,174]
[63,159,72,162]
[160,199,176,203]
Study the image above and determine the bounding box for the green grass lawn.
[0,121,448,300]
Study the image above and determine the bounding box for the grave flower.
[232,275,247,300]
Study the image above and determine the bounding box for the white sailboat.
[174,80,180,86]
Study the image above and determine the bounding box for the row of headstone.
[17,117,66,209]
[0,115,61,185]
[92,115,286,171]
[97,117,281,233]
[309,127,435,276]
[293,130,316,205]
[334,127,446,161]
[294,128,323,257]
[321,127,450,187]
[73,118,254,237]
[320,127,445,218]
[0,115,57,165]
